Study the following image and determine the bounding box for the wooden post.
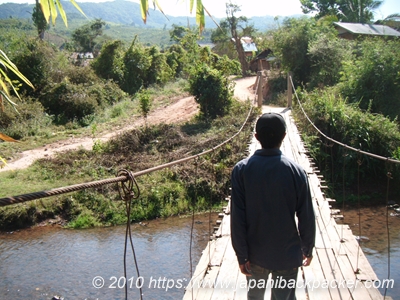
[254,73,260,95]
[287,71,293,108]
[257,71,263,108]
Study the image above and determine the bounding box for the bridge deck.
[183,106,384,300]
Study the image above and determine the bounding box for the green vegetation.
[267,17,400,203]
[0,102,257,230]
[189,65,234,119]
[1,0,400,230]
[300,0,384,23]
[294,88,400,193]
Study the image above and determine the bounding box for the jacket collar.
[254,148,282,156]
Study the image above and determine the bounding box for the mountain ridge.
[0,1,299,30]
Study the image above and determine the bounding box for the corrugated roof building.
[334,22,400,39]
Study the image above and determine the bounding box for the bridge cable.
[384,166,393,299]
[339,149,347,248]
[208,149,216,268]
[290,75,397,295]
[189,157,199,300]
[289,76,400,165]
[355,154,363,274]
[116,169,143,300]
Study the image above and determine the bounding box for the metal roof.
[242,42,258,52]
[334,22,400,37]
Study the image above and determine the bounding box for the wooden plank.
[233,273,248,299]
[215,213,231,238]
[210,236,230,266]
[334,225,378,282]
[210,243,240,300]
[295,268,307,300]
[183,240,216,300]
[221,215,231,236]
[335,254,375,299]
[315,210,333,249]
[316,248,348,300]
[303,257,332,300]
[195,266,221,299]
[362,281,389,300]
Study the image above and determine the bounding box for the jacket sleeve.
[230,163,248,265]
[296,171,316,257]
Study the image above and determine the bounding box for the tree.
[272,18,317,85]
[189,64,234,119]
[72,19,106,53]
[375,14,400,30]
[338,38,400,120]
[300,0,383,23]
[32,0,48,40]
[211,20,237,58]
[225,2,249,77]
[169,25,188,42]
[0,0,209,149]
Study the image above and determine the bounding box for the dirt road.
[1,77,256,172]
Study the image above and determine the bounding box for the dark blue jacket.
[231,148,315,270]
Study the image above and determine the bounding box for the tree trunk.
[235,37,248,77]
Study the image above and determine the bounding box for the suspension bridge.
[0,75,396,300]
[183,105,386,300]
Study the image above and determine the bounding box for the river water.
[338,205,400,299]
[1,207,399,300]
[0,213,217,300]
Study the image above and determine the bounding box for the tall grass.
[293,87,400,203]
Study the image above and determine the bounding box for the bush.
[307,34,353,88]
[272,17,336,86]
[294,87,400,191]
[64,65,99,85]
[11,39,68,95]
[41,80,100,124]
[338,37,400,120]
[0,97,53,139]
[166,44,187,78]
[189,65,234,119]
[91,40,125,84]
[122,43,173,94]
[213,54,241,76]
[122,41,151,94]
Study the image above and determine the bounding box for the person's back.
[231,112,315,300]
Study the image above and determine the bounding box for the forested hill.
[0,0,284,30]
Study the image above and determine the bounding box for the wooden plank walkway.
[183,106,385,300]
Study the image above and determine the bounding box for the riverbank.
[0,100,258,231]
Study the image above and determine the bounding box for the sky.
[0,0,399,20]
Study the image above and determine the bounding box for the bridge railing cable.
[290,75,396,299]
[0,105,253,208]
[289,76,400,165]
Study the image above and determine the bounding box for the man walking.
[231,112,316,300]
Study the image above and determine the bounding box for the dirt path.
[1,77,256,172]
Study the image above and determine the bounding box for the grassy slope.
[0,98,257,230]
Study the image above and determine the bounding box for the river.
[338,205,400,299]
[0,213,217,300]
[0,207,399,300]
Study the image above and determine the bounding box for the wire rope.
[117,169,143,300]
[384,168,393,299]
